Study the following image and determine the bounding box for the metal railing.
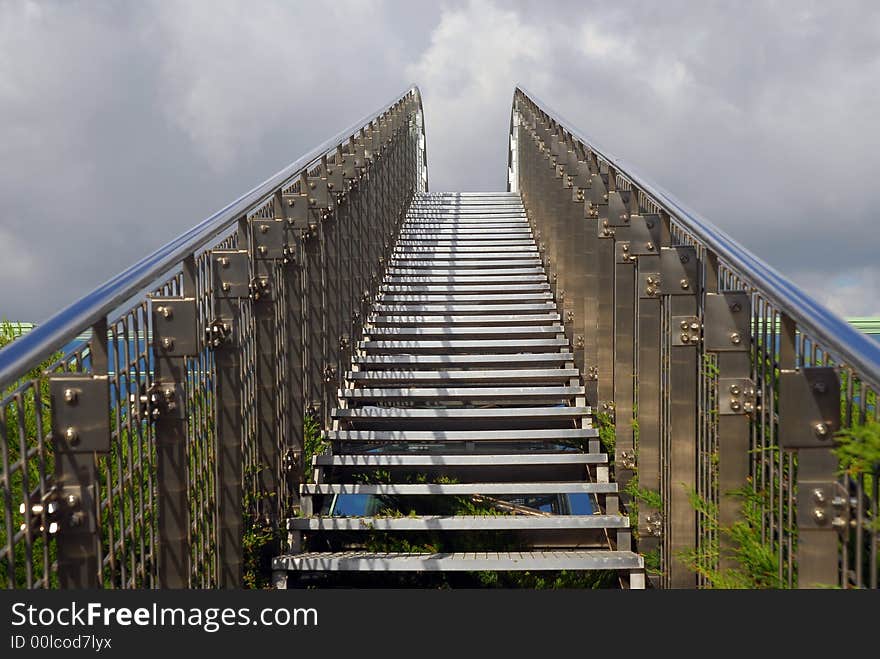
[0,85,427,588]
[510,86,879,588]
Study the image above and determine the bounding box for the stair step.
[392,250,539,258]
[288,515,629,531]
[385,275,548,284]
[314,453,607,467]
[346,368,580,385]
[353,353,574,368]
[301,482,617,495]
[369,313,560,326]
[380,284,550,294]
[374,303,557,314]
[330,406,591,426]
[339,385,584,402]
[364,325,563,337]
[389,259,541,268]
[399,227,531,234]
[377,293,553,304]
[322,428,597,443]
[273,550,642,572]
[357,338,569,353]
[388,267,544,276]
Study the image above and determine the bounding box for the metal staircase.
[273,192,644,587]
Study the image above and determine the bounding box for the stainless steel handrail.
[0,84,425,387]
[513,85,880,389]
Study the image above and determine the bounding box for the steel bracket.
[281,177,331,223]
[639,272,662,299]
[672,316,701,346]
[779,367,841,448]
[719,378,756,415]
[146,380,186,420]
[251,218,285,260]
[704,292,750,351]
[616,241,638,265]
[205,317,232,349]
[660,246,698,295]
[639,510,663,537]
[212,250,250,299]
[622,214,662,255]
[604,190,631,227]
[151,297,198,357]
[49,375,110,453]
[797,481,849,531]
[59,484,97,533]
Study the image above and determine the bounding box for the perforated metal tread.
[274,551,643,572]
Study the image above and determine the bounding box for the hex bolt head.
[680,320,689,330]
[812,488,826,504]
[730,400,741,411]
[646,242,655,251]
[690,322,699,331]
[680,333,690,343]
[222,282,231,292]
[66,493,79,507]
[161,306,172,319]
[63,388,78,404]
[730,384,741,395]
[814,423,829,438]
[813,508,827,524]
[64,427,79,446]
[219,257,229,267]
[161,337,174,350]
[680,279,690,290]
[259,224,269,234]
[730,332,742,345]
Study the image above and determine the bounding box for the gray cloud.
[0,0,878,323]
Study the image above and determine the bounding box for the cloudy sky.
[1,0,878,322]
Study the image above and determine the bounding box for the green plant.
[302,411,326,481]
[595,410,615,453]
[680,485,787,589]
[834,419,880,478]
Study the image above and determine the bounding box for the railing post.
[635,215,664,585]
[211,236,248,588]
[661,243,700,587]
[590,155,615,410]
[777,313,843,588]
[703,251,753,573]
[49,319,111,588]
[150,257,198,588]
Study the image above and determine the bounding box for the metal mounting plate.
[624,214,662,256]
[212,250,249,299]
[779,367,841,448]
[704,292,750,351]
[151,297,198,357]
[605,191,630,227]
[50,375,110,453]
[797,481,848,531]
[718,377,756,415]
[639,271,662,299]
[672,316,701,346]
[251,219,285,260]
[660,246,698,295]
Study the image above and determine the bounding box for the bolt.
[646,242,655,251]
[647,277,655,285]
[287,198,295,207]
[813,488,826,504]
[219,257,229,267]
[162,337,174,350]
[680,254,689,263]
[813,509,827,524]
[730,384,741,395]
[161,306,172,319]
[680,333,690,343]
[730,332,742,345]
[680,320,689,330]
[813,381,827,394]
[222,282,231,292]
[680,279,690,290]
[66,493,79,507]
[63,388,78,404]
[258,245,268,256]
[814,423,829,438]
[622,244,629,252]
[690,322,699,331]
[831,496,846,508]
[730,400,741,411]
[731,302,742,312]
[743,402,754,413]
[831,516,847,529]
[64,427,79,446]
